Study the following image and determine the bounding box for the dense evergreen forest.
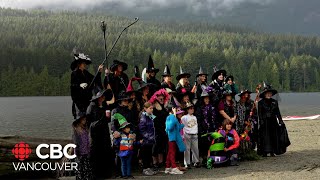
[0,8,320,96]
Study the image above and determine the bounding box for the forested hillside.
[0,8,320,96]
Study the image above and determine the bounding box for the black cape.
[87,101,114,179]
[258,98,290,155]
[71,69,102,118]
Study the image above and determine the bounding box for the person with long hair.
[104,60,129,100]
[196,90,218,166]
[209,68,227,104]
[148,89,170,170]
[165,107,186,175]
[161,65,176,91]
[176,66,193,102]
[72,112,93,180]
[193,66,208,105]
[218,119,240,166]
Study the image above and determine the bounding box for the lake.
[0,93,319,139]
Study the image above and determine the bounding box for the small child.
[72,112,93,180]
[181,102,200,168]
[224,75,239,99]
[218,119,240,166]
[113,115,141,179]
[139,102,157,176]
[165,107,186,175]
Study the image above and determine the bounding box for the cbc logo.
[12,142,76,161]
[12,142,32,161]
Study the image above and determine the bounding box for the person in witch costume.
[111,91,134,178]
[176,66,193,102]
[137,81,153,105]
[257,84,290,157]
[126,77,143,127]
[146,55,161,92]
[70,52,104,119]
[236,90,255,155]
[236,90,254,135]
[224,75,239,99]
[113,114,140,179]
[179,92,193,109]
[165,107,186,175]
[193,66,208,106]
[86,89,114,179]
[104,60,129,100]
[111,91,134,133]
[161,65,176,91]
[218,119,240,166]
[72,112,93,180]
[148,89,170,169]
[196,90,218,165]
[209,67,227,104]
[218,90,237,127]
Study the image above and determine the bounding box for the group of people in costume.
[70,52,290,179]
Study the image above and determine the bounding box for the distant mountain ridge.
[93,0,320,35]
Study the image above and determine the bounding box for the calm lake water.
[0,93,319,139]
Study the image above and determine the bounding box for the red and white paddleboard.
[283,114,320,121]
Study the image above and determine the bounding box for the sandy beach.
[1,119,319,179]
[59,119,320,180]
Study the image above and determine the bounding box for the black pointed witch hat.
[259,83,278,98]
[162,65,172,77]
[196,66,208,77]
[146,55,159,73]
[176,66,191,81]
[212,66,227,81]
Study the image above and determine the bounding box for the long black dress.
[71,69,102,118]
[152,101,169,156]
[257,98,290,155]
[86,101,114,179]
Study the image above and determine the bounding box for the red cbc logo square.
[12,142,32,161]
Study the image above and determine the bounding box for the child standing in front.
[181,102,200,168]
[72,112,93,180]
[139,102,157,176]
[113,114,141,179]
[165,107,186,175]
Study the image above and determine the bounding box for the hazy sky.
[0,0,274,16]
